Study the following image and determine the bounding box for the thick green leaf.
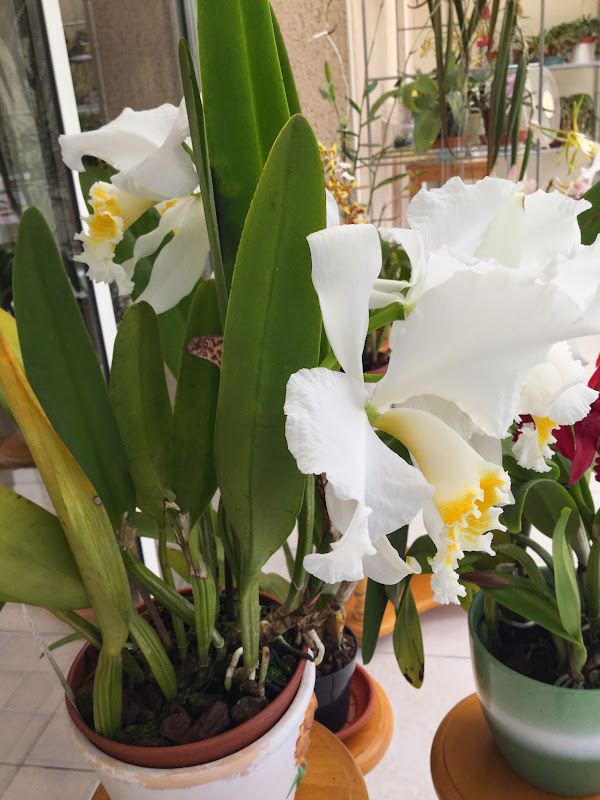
[156,283,198,379]
[196,0,290,288]
[0,484,88,610]
[552,509,582,639]
[361,578,389,664]
[579,180,600,245]
[407,534,436,573]
[12,208,134,527]
[511,532,554,570]
[587,538,600,634]
[171,280,220,525]
[462,571,579,643]
[109,302,173,521]
[214,115,324,576]
[271,6,301,116]
[179,41,227,326]
[414,107,441,152]
[393,582,424,688]
[259,572,290,602]
[495,542,547,591]
[502,474,579,536]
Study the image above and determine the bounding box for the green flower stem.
[122,548,195,626]
[281,475,314,614]
[319,302,404,371]
[239,575,261,672]
[157,520,188,663]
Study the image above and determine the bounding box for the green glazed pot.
[469,590,600,797]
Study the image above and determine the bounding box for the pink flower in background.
[481,4,491,20]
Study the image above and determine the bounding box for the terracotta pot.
[469,590,600,796]
[314,627,357,733]
[336,662,376,741]
[66,591,307,769]
[66,659,317,800]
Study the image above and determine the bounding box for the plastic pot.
[469,590,600,796]
[66,591,307,769]
[314,626,357,733]
[66,659,316,800]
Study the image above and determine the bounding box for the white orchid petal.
[430,556,468,605]
[74,182,153,294]
[307,224,382,381]
[374,407,510,532]
[284,368,432,540]
[477,189,588,278]
[368,279,408,310]
[303,504,375,583]
[553,239,600,310]
[136,196,208,313]
[519,341,597,424]
[406,176,519,260]
[362,537,418,584]
[60,104,181,172]
[374,270,598,438]
[513,421,555,473]
[325,189,341,227]
[112,100,197,201]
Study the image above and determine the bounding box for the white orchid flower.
[383,177,600,314]
[286,218,600,601]
[59,101,206,313]
[514,342,599,472]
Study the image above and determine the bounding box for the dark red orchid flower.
[554,364,600,484]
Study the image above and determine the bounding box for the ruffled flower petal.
[368,279,410,310]
[362,536,420,584]
[519,342,599,425]
[307,224,382,381]
[374,406,509,603]
[60,101,197,202]
[513,419,556,472]
[74,181,154,294]
[135,196,209,313]
[374,270,596,438]
[303,503,375,583]
[284,368,432,541]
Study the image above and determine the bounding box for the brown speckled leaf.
[186,335,223,369]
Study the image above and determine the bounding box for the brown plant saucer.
[430,694,600,799]
[91,721,368,800]
[336,664,376,741]
[343,675,393,776]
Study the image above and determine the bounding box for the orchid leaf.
[166,548,190,583]
[586,538,600,636]
[501,475,578,536]
[109,302,173,522]
[552,510,582,638]
[12,208,134,528]
[393,581,424,688]
[462,571,579,643]
[0,484,88,610]
[196,0,290,288]
[579,180,600,245]
[511,532,554,570]
[215,115,324,577]
[171,279,220,526]
[362,578,390,664]
[259,572,290,602]
[271,6,301,116]
[156,283,198,379]
[495,542,547,591]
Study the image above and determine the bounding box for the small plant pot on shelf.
[67,659,317,800]
[469,590,600,797]
[314,626,358,733]
[572,40,596,63]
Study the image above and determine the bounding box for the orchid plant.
[1,1,600,749]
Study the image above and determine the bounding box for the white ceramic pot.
[572,41,596,64]
[66,660,316,800]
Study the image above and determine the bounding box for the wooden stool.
[345,573,439,645]
[431,694,600,799]
[91,721,368,800]
[344,676,393,775]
